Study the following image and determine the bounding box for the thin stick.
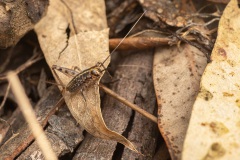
[99,84,158,124]
[0,83,10,110]
[0,52,43,80]
[7,71,57,160]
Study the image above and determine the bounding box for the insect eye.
[91,70,99,76]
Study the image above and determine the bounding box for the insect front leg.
[52,65,66,92]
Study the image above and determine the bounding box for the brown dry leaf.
[138,0,195,27]
[34,0,137,152]
[0,0,48,48]
[182,0,240,159]
[153,44,207,159]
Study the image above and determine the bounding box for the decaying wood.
[7,71,57,160]
[0,51,43,80]
[107,0,138,36]
[153,143,171,160]
[17,107,84,159]
[121,50,158,159]
[0,86,64,159]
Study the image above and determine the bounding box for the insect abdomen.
[66,70,99,93]
[66,72,88,92]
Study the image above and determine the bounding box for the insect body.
[52,62,104,98]
[66,65,102,93]
[66,64,103,92]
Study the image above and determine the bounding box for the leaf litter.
[1,0,239,159]
[34,0,137,152]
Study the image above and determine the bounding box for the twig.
[109,37,171,51]
[41,96,65,126]
[7,71,57,160]
[0,118,18,144]
[0,83,10,110]
[99,84,158,124]
[0,51,43,80]
[0,47,14,73]
[0,118,19,143]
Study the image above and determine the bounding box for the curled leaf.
[35,0,137,152]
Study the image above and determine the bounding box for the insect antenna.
[101,10,146,66]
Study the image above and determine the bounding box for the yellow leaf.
[182,0,240,159]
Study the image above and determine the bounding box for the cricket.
[51,11,146,99]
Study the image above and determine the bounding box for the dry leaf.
[182,0,240,159]
[0,0,48,48]
[138,0,195,27]
[153,44,207,159]
[34,0,137,152]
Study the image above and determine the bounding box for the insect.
[51,11,146,100]
[52,62,105,101]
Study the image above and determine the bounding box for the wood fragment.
[0,87,63,160]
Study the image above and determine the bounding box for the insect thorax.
[66,66,103,93]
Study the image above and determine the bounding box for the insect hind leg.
[80,90,88,108]
[73,88,87,107]
[80,89,86,102]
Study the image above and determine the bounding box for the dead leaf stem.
[99,84,158,124]
[0,83,10,111]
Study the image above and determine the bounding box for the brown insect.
[51,11,146,100]
[51,62,106,101]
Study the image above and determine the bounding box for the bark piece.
[0,86,61,159]
[17,107,84,159]
[121,50,158,159]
